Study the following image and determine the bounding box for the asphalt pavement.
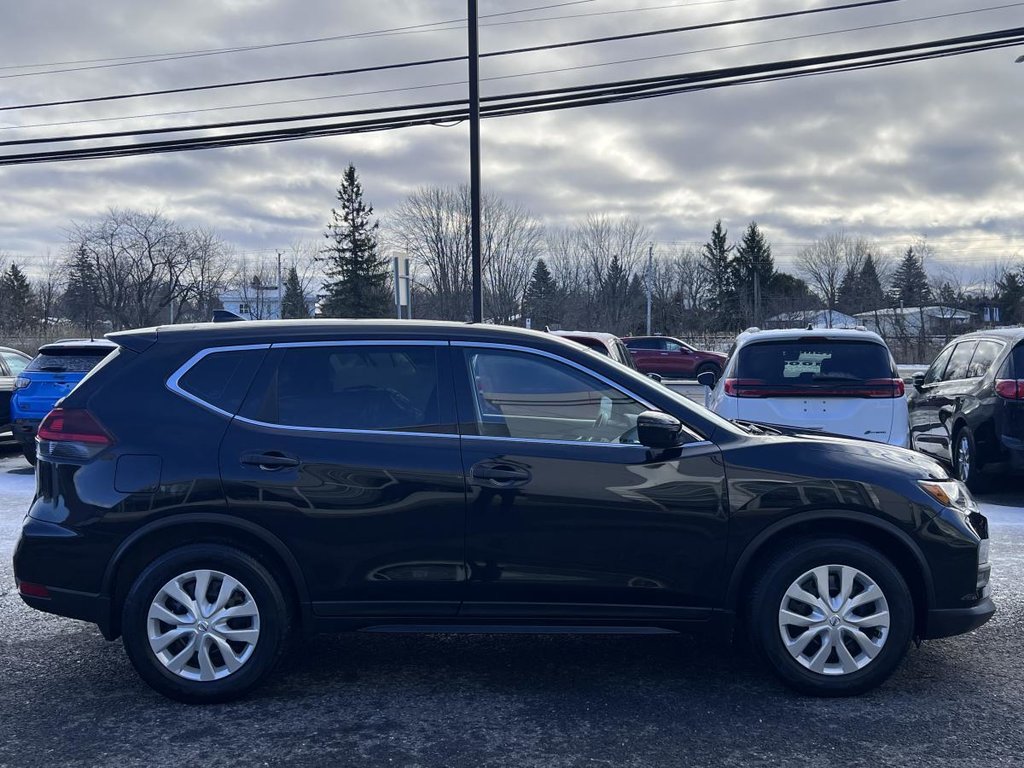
[1,446,1021,768]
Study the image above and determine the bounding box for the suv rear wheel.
[953,426,985,491]
[695,362,721,380]
[121,544,290,704]
[749,539,913,696]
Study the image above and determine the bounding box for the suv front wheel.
[121,544,291,704]
[749,539,913,696]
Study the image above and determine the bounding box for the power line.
[1,26,1020,166]
[6,2,1020,135]
[0,0,907,113]
[0,0,597,77]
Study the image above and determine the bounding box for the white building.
[766,309,861,329]
[219,285,317,320]
[853,306,974,336]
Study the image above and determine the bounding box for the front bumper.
[922,598,995,639]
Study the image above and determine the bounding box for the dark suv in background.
[623,336,726,379]
[908,327,1024,489]
[14,321,992,703]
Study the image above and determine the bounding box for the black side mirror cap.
[647,372,663,383]
[696,370,718,388]
[636,410,683,449]
[913,372,925,390]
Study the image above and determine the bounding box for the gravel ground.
[0,448,1020,768]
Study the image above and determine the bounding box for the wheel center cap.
[197,620,210,632]
[829,615,841,628]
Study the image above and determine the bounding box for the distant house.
[219,285,317,320]
[853,306,974,336]
[765,309,861,329]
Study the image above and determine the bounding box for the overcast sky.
[1,0,1022,281]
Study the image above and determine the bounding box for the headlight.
[918,479,977,512]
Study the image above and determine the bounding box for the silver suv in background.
[702,328,910,446]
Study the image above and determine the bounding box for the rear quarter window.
[176,348,268,415]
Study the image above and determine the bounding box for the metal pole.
[276,251,283,319]
[405,258,413,320]
[393,256,401,319]
[645,243,653,335]
[468,0,483,323]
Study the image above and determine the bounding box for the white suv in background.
[702,328,910,447]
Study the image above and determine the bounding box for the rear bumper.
[16,583,114,639]
[922,598,995,639]
[11,418,39,448]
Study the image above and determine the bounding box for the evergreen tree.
[0,263,37,331]
[700,220,736,328]
[732,221,775,326]
[522,259,560,328]
[319,164,391,318]
[63,246,98,328]
[889,247,931,307]
[858,254,886,311]
[281,266,309,319]
[996,268,1024,325]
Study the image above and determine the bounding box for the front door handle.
[471,462,531,485]
[241,452,300,470]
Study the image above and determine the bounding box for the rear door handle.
[241,452,300,470]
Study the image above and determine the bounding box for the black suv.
[908,327,1024,489]
[14,321,993,703]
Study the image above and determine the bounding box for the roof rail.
[742,326,761,334]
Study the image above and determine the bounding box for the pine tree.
[319,164,391,318]
[0,263,37,331]
[996,268,1024,324]
[281,267,308,319]
[522,259,560,328]
[889,247,931,307]
[700,220,736,328]
[63,246,98,328]
[858,253,886,311]
[732,222,775,326]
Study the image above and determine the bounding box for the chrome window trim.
[462,433,713,450]
[270,339,448,349]
[166,343,272,419]
[167,339,457,436]
[233,415,459,439]
[452,340,704,444]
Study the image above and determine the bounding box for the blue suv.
[12,338,116,464]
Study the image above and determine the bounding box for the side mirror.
[647,372,663,383]
[697,370,718,388]
[913,372,925,391]
[636,410,682,449]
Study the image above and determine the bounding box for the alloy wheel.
[147,569,261,682]
[778,564,890,676]
[956,435,971,482]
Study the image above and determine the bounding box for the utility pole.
[645,242,653,335]
[276,251,283,320]
[468,0,483,323]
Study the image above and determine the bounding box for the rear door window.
[734,339,894,395]
[1,351,28,376]
[243,344,450,433]
[626,338,662,350]
[966,340,1004,379]
[26,346,114,373]
[942,341,978,381]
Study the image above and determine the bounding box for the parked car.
[550,330,642,371]
[702,328,909,447]
[0,346,32,429]
[622,336,726,379]
[907,327,1024,489]
[11,338,117,464]
[15,320,991,702]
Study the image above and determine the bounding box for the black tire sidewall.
[750,539,913,697]
[953,427,984,490]
[121,544,289,704]
[696,363,720,379]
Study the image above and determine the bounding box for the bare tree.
[796,231,852,321]
[31,250,65,328]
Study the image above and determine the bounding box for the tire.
[695,363,721,380]
[953,426,986,492]
[121,544,291,704]
[21,445,36,465]
[748,538,913,697]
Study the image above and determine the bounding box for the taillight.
[36,408,112,461]
[861,378,906,398]
[724,377,905,398]
[724,378,768,397]
[13,376,30,390]
[996,379,1023,400]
